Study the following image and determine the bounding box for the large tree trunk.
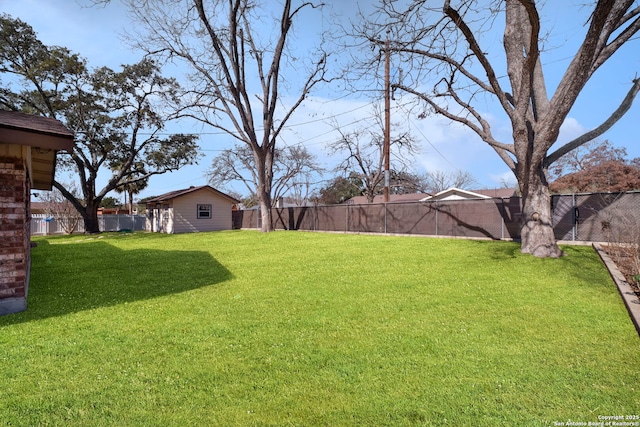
[255,149,274,232]
[258,189,273,232]
[53,180,102,234]
[519,164,562,258]
[81,202,101,234]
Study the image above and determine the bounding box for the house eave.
[420,187,492,201]
[0,110,74,191]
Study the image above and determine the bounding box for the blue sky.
[2,0,639,201]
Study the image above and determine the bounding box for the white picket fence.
[31,214,147,235]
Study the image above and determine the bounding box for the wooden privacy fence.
[232,191,640,243]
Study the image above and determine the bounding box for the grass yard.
[1,231,638,426]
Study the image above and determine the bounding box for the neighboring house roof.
[346,193,430,205]
[345,188,518,204]
[0,110,74,190]
[471,188,518,198]
[30,201,60,215]
[274,197,315,208]
[98,207,131,215]
[30,201,46,214]
[145,185,239,204]
[420,187,517,201]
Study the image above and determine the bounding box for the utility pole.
[383,35,391,203]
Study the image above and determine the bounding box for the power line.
[397,102,458,171]
[91,96,378,138]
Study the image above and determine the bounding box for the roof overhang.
[0,126,74,152]
[0,111,74,190]
[30,147,60,190]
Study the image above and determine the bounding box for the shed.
[145,185,239,234]
[0,110,74,315]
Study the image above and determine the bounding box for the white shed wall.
[171,189,234,233]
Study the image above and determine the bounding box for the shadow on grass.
[0,238,232,325]
[465,239,522,259]
[464,240,611,287]
[558,245,615,289]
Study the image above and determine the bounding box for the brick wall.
[0,156,28,314]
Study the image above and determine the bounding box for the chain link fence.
[233,191,640,243]
[553,192,640,243]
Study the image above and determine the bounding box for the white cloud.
[488,170,517,188]
[3,0,137,68]
[557,117,586,144]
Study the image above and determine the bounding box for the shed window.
[197,204,212,219]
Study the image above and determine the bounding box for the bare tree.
[548,139,640,193]
[124,0,332,231]
[328,111,419,203]
[287,180,316,206]
[207,144,323,205]
[389,170,429,194]
[359,1,640,257]
[38,184,83,234]
[424,170,477,194]
[547,139,627,181]
[272,146,324,205]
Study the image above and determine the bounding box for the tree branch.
[443,0,513,116]
[545,77,640,168]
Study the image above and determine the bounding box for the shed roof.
[0,110,74,190]
[145,185,239,204]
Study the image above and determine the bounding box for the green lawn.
[1,231,638,426]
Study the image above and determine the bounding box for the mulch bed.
[602,244,640,297]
